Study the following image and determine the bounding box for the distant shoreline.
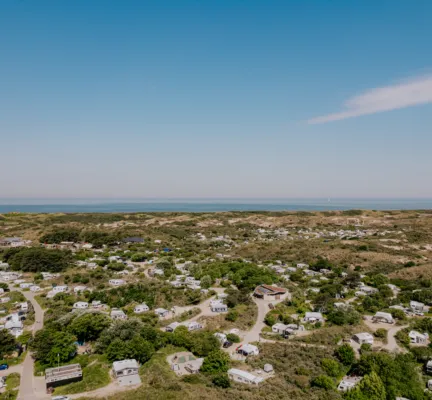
[0,198,431,213]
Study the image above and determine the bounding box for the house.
[20,302,29,312]
[170,281,185,288]
[409,330,428,344]
[53,285,69,293]
[410,301,428,313]
[352,332,374,345]
[283,324,305,337]
[123,237,144,244]
[111,308,127,320]
[253,284,287,300]
[426,360,432,374]
[185,321,202,331]
[360,286,379,295]
[41,272,60,280]
[166,322,181,332]
[210,302,228,313]
[0,297,11,304]
[45,364,82,389]
[184,358,204,374]
[227,369,264,385]
[338,376,362,392]
[0,237,27,247]
[91,301,107,309]
[372,311,394,324]
[112,359,141,386]
[73,286,88,294]
[236,343,259,356]
[214,333,227,344]
[73,302,89,310]
[30,285,41,292]
[304,312,324,323]
[19,282,33,289]
[134,304,149,314]
[5,320,23,337]
[296,263,309,269]
[155,308,169,318]
[109,279,125,287]
[272,323,288,334]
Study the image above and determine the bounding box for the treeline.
[31,312,219,368]
[190,261,279,291]
[88,282,205,309]
[2,247,73,272]
[40,228,122,247]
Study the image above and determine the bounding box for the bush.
[225,310,238,322]
[321,358,341,377]
[5,248,73,272]
[226,333,240,343]
[311,375,334,390]
[374,328,387,340]
[335,344,355,366]
[212,373,231,388]
[201,350,230,374]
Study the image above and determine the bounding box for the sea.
[0,198,431,213]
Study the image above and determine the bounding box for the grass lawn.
[5,373,20,390]
[54,358,111,395]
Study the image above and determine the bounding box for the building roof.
[254,284,287,296]
[240,344,258,354]
[228,368,264,384]
[123,237,144,243]
[45,364,82,383]
[374,311,393,319]
[112,359,139,372]
[272,323,288,330]
[305,312,323,319]
[353,332,374,341]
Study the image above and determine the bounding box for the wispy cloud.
[308,75,432,124]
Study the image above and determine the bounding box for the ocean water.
[0,198,431,213]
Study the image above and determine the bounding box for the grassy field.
[54,355,111,395]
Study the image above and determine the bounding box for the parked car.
[0,364,8,371]
[52,396,71,400]
[223,341,233,348]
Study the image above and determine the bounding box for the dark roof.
[123,237,144,243]
[254,284,287,296]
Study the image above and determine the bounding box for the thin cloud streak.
[308,75,432,124]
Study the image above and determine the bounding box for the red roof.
[255,284,287,295]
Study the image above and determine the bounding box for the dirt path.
[68,381,141,399]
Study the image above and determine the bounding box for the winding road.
[7,286,47,400]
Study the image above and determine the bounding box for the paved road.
[363,316,408,353]
[8,287,47,400]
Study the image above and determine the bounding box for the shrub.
[374,328,387,340]
[212,373,231,388]
[200,350,230,374]
[225,310,238,322]
[311,375,334,390]
[321,358,341,377]
[226,333,240,343]
[335,344,355,366]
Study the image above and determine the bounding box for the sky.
[1,0,432,199]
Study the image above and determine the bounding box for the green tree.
[126,335,154,364]
[226,333,240,343]
[212,373,231,388]
[357,372,386,400]
[321,358,341,377]
[106,338,130,362]
[200,275,212,289]
[0,330,16,359]
[225,310,238,322]
[200,350,230,374]
[69,312,111,342]
[311,375,334,390]
[335,344,355,366]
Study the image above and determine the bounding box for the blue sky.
[1,0,432,198]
